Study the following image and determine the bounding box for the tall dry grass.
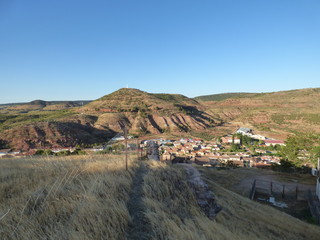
[1,156,319,240]
[205,177,320,240]
[0,154,137,240]
[142,161,320,240]
[143,161,222,240]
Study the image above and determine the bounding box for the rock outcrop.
[183,164,221,220]
[0,121,114,151]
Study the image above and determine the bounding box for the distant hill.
[0,100,91,112]
[194,92,257,101]
[202,88,320,138]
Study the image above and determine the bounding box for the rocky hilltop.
[82,88,218,134]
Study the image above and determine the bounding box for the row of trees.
[35,149,86,156]
[97,143,125,154]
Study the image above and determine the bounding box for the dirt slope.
[198,88,320,138]
[0,121,114,151]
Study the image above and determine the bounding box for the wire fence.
[307,190,320,225]
[250,179,310,201]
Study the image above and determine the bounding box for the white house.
[251,134,266,140]
[236,127,253,135]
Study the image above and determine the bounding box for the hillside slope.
[194,92,256,102]
[197,88,320,138]
[1,87,319,150]
[81,88,219,135]
[0,121,114,151]
[0,88,219,150]
[1,100,91,112]
[1,156,319,239]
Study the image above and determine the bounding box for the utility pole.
[137,138,140,160]
[316,158,320,199]
[124,125,128,171]
[140,140,144,160]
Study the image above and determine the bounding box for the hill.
[0,121,113,151]
[0,155,319,239]
[199,88,320,139]
[0,100,91,112]
[194,92,256,102]
[1,87,320,150]
[81,88,218,135]
[0,88,219,151]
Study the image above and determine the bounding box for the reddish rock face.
[0,121,114,151]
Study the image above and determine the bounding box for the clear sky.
[0,0,319,103]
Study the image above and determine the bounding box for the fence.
[249,180,256,200]
[307,190,320,225]
[250,179,310,201]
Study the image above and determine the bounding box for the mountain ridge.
[0,87,319,150]
[194,87,320,101]
[0,88,218,150]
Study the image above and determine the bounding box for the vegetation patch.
[0,110,74,132]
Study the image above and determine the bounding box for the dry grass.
[206,178,320,240]
[0,154,137,240]
[1,157,319,239]
[142,162,320,240]
[143,161,211,240]
[197,167,315,195]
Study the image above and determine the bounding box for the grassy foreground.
[0,155,136,239]
[142,162,320,240]
[0,156,319,239]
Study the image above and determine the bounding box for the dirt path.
[126,163,152,240]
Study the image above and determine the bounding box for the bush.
[55,150,71,156]
[271,160,294,172]
[72,149,87,155]
[35,149,54,155]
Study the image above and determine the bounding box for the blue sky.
[0,0,319,103]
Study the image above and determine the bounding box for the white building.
[236,127,253,135]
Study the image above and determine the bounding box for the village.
[0,127,285,169]
[144,127,285,168]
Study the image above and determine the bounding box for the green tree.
[0,139,8,149]
[280,133,320,167]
